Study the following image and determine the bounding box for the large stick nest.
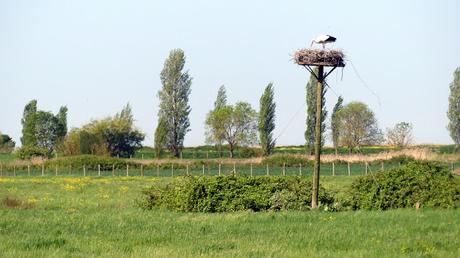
[294,49,345,67]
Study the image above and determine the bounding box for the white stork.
[310,35,336,49]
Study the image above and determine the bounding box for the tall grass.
[0,176,459,257]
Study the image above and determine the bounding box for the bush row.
[349,161,460,210]
[140,176,334,212]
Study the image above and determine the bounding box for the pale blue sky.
[1,0,459,147]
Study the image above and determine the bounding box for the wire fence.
[0,161,458,177]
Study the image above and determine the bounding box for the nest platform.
[294,49,345,67]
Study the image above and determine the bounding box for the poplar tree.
[21,99,38,147]
[305,69,327,155]
[331,96,343,154]
[259,82,276,156]
[211,85,227,157]
[447,67,460,150]
[156,49,192,157]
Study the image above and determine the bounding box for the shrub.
[140,176,333,212]
[262,154,313,167]
[44,155,136,170]
[349,161,460,210]
[16,146,50,160]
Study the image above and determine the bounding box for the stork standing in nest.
[310,35,336,49]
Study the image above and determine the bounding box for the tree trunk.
[229,143,234,158]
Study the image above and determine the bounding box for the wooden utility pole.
[311,65,324,209]
[294,47,345,209]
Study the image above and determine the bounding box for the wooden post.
[55,165,58,176]
[381,161,384,171]
[28,165,31,176]
[126,164,129,176]
[206,151,209,159]
[218,163,221,176]
[347,162,351,176]
[365,162,368,175]
[13,166,16,177]
[283,163,286,176]
[157,164,159,177]
[186,164,189,175]
[250,163,253,177]
[299,163,302,176]
[171,164,174,177]
[332,162,335,176]
[98,164,101,176]
[141,164,144,177]
[233,162,236,176]
[311,65,324,209]
[83,165,86,177]
[112,164,115,177]
[266,164,269,176]
[42,164,45,176]
[69,165,72,175]
[141,154,144,160]
[202,164,205,175]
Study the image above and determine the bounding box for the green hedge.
[349,161,460,210]
[44,155,136,170]
[140,176,334,212]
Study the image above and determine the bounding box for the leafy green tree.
[386,122,413,147]
[336,101,383,153]
[447,67,460,150]
[154,117,168,158]
[305,69,327,155]
[206,85,228,157]
[56,106,68,142]
[20,99,37,147]
[19,100,68,158]
[34,111,60,153]
[205,102,257,158]
[157,49,192,157]
[214,85,227,110]
[259,82,276,156]
[331,96,344,154]
[0,132,15,153]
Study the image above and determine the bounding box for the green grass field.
[1,176,459,257]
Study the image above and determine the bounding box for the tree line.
[7,49,460,159]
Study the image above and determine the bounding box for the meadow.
[1,176,459,257]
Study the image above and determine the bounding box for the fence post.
[112,164,115,177]
[347,162,351,176]
[142,154,144,160]
[202,164,205,175]
[126,164,129,177]
[83,165,86,177]
[381,162,384,171]
[299,163,302,176]
[218,163,221,176]
[332,162,335,176]
[233,162,236,176]
[42,164,45,176]
[365,162,368,175]
[69,165,72,175]
[266,164,269,176]
[171,164,174,177]
[98,164,101,176]
[157,164,159,177]
[283,163,286,176]
[186,164,189,175]
[55,165,58,176]
[451,162,454,173]
[28,165,31,176]
[141,164,144,177]
[250,163,253,177]
[13,165,16,177]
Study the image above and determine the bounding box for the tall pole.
[311,65,324,209]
